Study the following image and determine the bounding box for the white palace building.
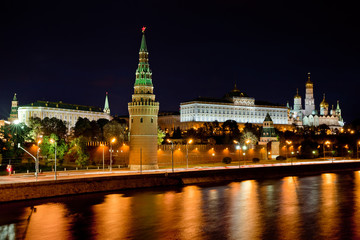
[9,93,111,131]
[180,85,288,125]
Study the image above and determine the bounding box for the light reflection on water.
[1,171,360,239]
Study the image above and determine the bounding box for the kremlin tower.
[128,27,159,170]
[304,72,315,116]
[103,92,110,114]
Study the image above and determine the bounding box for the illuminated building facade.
[180,85,288,125]
[15,93,111,131]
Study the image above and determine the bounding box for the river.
[1,171,360,239]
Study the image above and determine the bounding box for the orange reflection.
[319,173,339,238]
[180,186,203,239]
[354,171,360,238]
[278,177,301,239]
[228,180,262,239]
[19,203,71,239]
[92,194,131,239]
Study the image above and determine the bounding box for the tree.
[28,117,42,141]
[42,117,67,139]
[39,134,68,166]
[64,136,89,167]
[240,131,258,145]
[89,120,101,140]
[97,118,110,141]
[0,122,32,160]
[103,120,128,143]
[172,127,182,138]
[73,117,92,139]
[222,120,240,142]
[158,128,166,145]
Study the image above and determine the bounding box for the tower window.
[131,118,133,123]
[140,118,143,123]
[151,118,153,123]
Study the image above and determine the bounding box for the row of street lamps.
[18,137,118,181]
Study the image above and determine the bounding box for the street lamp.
[234,140,241,167]
[109,138,116,171]
[100,143,105,171]
[49,139,57,180]
[167,139,174,173]
[186,139,193,169]
[242,145,247,165]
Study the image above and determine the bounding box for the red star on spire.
[142,26,146,33]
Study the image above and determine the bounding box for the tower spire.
[103,92,110,114]
[135,27,152,86]
[140,27,147,52]
[307,72,312,83]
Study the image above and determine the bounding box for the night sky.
[1,1,359,123]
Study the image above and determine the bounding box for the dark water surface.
[1,171,360,240]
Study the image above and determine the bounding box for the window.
[140,118,143,123]
[151,118,153,123]
[131,118,133,123]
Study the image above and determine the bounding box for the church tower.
[259,113,278,144]
[8,93,18,122]
[103,92,110,114]
[128,27,159,170]
[293,88,302,111]
[304,72,315,116]
[320,93,329,116]
[335,100,342,121]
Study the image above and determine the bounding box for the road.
[0,159,358,185]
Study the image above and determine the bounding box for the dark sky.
[0,1,359,123]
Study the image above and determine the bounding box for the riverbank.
[1,161,360,203]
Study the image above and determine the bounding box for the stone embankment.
[1,161,360,203]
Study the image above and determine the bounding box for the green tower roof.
[13,93,17,101]
[264,113,273,122]
[140,32,147,52]
[104,92,110,113]
[134,27,153,86]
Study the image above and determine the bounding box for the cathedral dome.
[320,94,329,108]
[294,88,301,99]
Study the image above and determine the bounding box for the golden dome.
[294,88,301,99]
[306,72,313,87]
[320,93,329,108]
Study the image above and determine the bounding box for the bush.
[222,157,232,164]
[276,155,287,160]
[252,158,260,163]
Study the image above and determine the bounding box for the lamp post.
[49,139,57,180]
[101,144,105,171]
[234,140,241,167]
[17,143,38,181]
[186,139,193,169]
[242,145,247,165]
[167,139,174,173]
[36,139,42,180]
[110,138,116,171]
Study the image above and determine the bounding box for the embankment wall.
[1,161,360,203]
